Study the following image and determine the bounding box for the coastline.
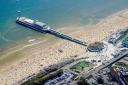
[1,9,128,85]
[0,26,80,66]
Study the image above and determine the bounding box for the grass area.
[70,61,93,73]
[22,72,48,85]
[22,69,63,85]
[123,34,128,40]
[125,36,128,40]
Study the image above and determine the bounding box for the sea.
[0,0,128,55]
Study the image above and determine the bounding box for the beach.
[0,9,128,85]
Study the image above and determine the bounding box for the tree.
[77,77,90,85]
[97,77,104,84]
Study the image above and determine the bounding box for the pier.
[47,29,87,46]
[16,17,87,46]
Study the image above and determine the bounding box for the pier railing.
[16,17,87,46]
[48,29,87,46]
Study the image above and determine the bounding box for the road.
[81,51,128,78]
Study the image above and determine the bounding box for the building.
[108,28,128,44]
[87,42,104,52]
[122,39,128,48]
[120,71,128,85]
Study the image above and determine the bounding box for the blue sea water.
[0,0,128,52]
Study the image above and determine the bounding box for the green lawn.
[122,34,128,41]
[71,61,93,73]
[22,69,63,85]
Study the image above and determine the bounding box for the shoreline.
[0,26,86,72]
[1,9,128,85]
[0,26,82,65]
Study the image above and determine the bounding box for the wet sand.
[1,9,128,85]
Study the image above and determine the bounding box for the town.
[15,27,128,85]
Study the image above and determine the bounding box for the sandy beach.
[0,9,128,85]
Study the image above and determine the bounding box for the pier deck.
[48,29,87,46]
[16,17,87,46]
